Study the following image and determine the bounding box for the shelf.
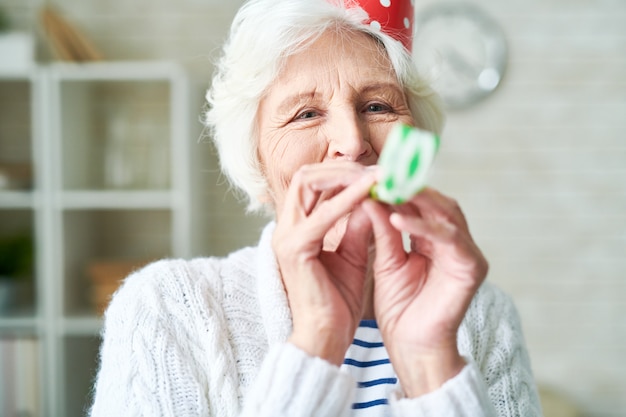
[0,61,191,416]
[62,209,170,316]
[60,190,175,209]
[56,78,172,191]
[0,191,35,208]
[0,316,39,333]
[0,69,37,81]
[50,60,185,81]
[61,317,103,336]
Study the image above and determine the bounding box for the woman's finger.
[389,212,457,245]
[361,199,407,272]
[390,211,488,286]
[335,203,373,268]
[400,187,470,233]
[284,166,378,243]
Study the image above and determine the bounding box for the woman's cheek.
[370,117,413,156]
[284,133,327,170]
[266,137,324,204]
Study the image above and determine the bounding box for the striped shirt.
[341,320,398,416]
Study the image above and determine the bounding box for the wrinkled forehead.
[275,28,398,84]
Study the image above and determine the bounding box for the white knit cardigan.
[90,222,542,417]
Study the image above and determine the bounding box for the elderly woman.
[90,0,542,416]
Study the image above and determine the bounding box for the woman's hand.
[272,162,378,366]
[362,188,489,397]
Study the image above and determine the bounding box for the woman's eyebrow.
[360,82,404,97]
[277,92,319,114]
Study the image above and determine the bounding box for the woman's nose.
[327,112,373,161]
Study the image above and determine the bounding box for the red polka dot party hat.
[346,0,414,50]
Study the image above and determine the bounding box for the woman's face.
[257,29,414,215]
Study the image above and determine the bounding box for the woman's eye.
[365,103,390,113]
[296,110,318,120]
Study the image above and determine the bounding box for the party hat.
[347,0,414,50]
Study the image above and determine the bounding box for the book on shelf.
[0,337,40,417]
[39,5,103,62]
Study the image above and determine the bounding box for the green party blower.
[370,123,440,204]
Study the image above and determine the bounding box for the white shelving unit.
[0,61,192,417]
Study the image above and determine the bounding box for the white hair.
[204,0,444,213]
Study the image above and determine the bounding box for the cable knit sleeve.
[240,342,354,416]
[468,283,543,416]
[89,260,224,417]
[89,251,541,417]
[89,255,355,417]
[389,282,542,417]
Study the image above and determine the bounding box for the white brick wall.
[426,1,626,415]
[1,0,624,415]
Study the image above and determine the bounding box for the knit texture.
[89,222,542,417]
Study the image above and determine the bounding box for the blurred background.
[0,0,623,416]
